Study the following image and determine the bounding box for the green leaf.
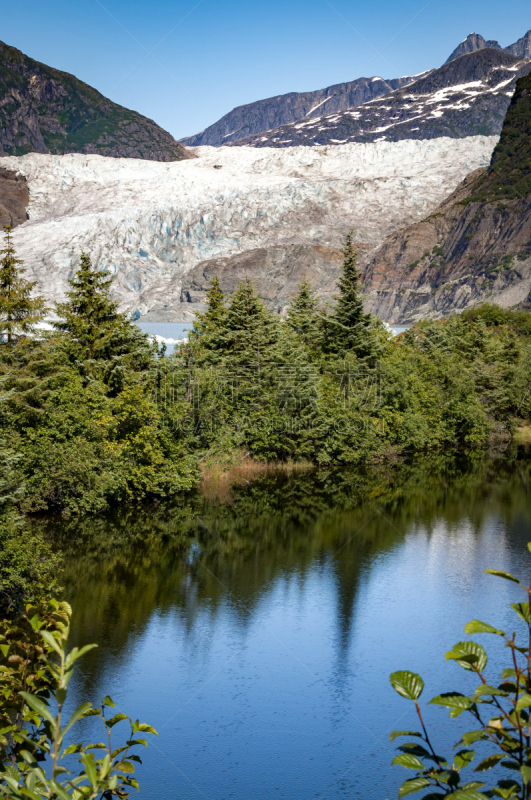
[64,702,93,735]
[56,688,67,705]
[390,671,425,701]
[516,694,531,712]
[474,754,503,772]
[134,723,158,735]
[484,569,521,585]
[0,644,10,657]
[126,738,148,747]
[455,750,475,769]
[461,783,486,791]
[398,777,431,797]
[106,713,129,729]
[390,730,424,742]
[460,731,487,747]
[464,620,504,636]
[521,765,531,784]
[111,746,128,759]
[62,743,83,757]
[102,695,115,708]
[511,602,531,624]
[451,791,489,799]
[65,644,98,670]
[398,743,437,761]
[80,754,98,789]
[446,642,487,672]
[473,685,508,699]
[430,693,471,710]
[82,708,101,717]
[392,754,425,770]
[18,692,55,725]
[49,780,71,800]
[40,630,62,655]
[115,760,136,774]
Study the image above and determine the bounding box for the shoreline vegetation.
[0,222,530,610]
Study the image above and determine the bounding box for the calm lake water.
[43,448,531,800]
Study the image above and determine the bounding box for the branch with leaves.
[390,544,531,800]
[0,599,157,799]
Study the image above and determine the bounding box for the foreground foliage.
[390,547,531,800]
[0,599,157,799]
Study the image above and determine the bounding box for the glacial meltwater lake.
[38,448,531,799]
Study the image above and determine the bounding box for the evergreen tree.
[54,253,155,372]
[193,275,225,335]
[212,278,279,366]
[325,231,379,360]
[188,275,227,362]
[286,277,321,351]
[0,226,46,345]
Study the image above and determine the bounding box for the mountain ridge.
[181,29,531,148]
[360,70,531,323]
[0,40,192,161]
[236,49,531,147]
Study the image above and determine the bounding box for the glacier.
[0,136,498,318]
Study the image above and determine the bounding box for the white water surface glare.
[56,453,531,800]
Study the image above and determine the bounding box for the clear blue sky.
[3,0,530,139]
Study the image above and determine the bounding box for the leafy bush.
[390,545,531,799]
[0,599,157,798]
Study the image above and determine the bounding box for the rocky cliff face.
[0,41,192,161]
[0,167,29,227]
[237,50,531,147]
[361,71,531,323]
[179,74,424,147]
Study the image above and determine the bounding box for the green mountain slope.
[0,41,191,161]
[470,70,531,200]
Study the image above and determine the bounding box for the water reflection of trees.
[31,445,531,695]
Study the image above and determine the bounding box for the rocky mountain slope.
[182,30,531,148]
[0,167,28,226]
[237,49,531,147]
[179,74,425,147]
[446,30,531,62]
[0,137,495,320]
[361,71,531,323]
[0,41,191,160]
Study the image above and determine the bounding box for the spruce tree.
[0,226,46,345]
[54,253,152,369]
[286,277,321,351]
[219,278,279,367]
[326,231,379,360]
[188,276,227,363]
[193,275,225,336]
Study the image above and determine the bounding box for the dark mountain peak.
[0,40,192,161]
[445,33,501,64]
[505,29,531,59]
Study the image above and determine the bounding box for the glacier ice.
[0,136,498,317]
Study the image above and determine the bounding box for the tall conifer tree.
[0,226,45,345]
[215,278,279,366]
[286,277,321,351]
[326,231,379,360]
[54,253,152,368]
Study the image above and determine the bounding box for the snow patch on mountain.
[0,136,497,318]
